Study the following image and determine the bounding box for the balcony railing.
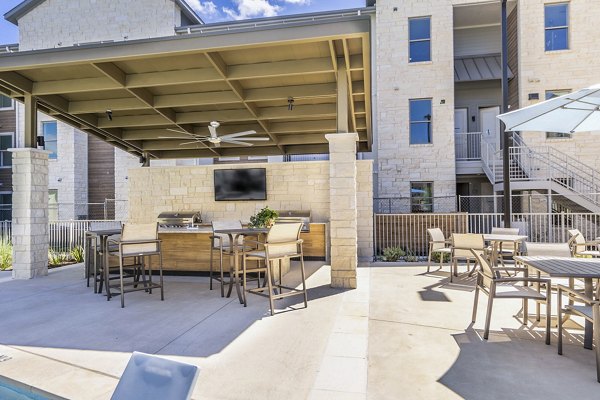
[454,132,482,161]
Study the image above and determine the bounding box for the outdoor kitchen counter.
[153,223,328,272]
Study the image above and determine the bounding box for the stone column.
[326,133,359,289]
[10,148,50,279]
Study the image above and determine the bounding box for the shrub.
[0,238,12,271]
[70,246,84,263]
[404,248,419,262]
[431,252,451,263]
[382,246,405,262]
[48,250,70,266]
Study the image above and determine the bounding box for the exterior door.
[479,106,501,149]
[454,108,468,159]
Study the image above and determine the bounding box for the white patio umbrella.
[497,84,600,133]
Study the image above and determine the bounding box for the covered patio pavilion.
[0,10,374,285]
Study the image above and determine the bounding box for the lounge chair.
[111,352,199,400]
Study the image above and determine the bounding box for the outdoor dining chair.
[426,228,452,273]
[557,284,600,382]
[568,229,600,258]
[489,227,521,266]
[471,250,552,344]
[108,222,164,308]
[451,233,485,282]
[241,222,308,316]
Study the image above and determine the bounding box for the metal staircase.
[480,133,600,213]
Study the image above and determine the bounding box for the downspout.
[501,0,511,227]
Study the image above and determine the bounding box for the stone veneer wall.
[127,161,374,260]
[375,0,457,210]
[516,0,600,171]
[18,0,182,51]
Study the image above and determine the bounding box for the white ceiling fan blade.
[220,130,258,139]
[231,137,269,141]
[158,135,190,139]
[208,125,218,138]
[179,141,201,145]
[224,139,253,147]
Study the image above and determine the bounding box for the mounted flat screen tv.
[214,168,267,201]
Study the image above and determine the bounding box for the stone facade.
[10,149,49,279]
[516,0,600,170]
[127,160,374,263]
[375,0,457,211]
[327,133,359,289]
[18,0,182,51]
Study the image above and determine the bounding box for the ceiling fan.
[159,121,269,147]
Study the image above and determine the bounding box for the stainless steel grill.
[276,210,311,233]
[157,211,202,228]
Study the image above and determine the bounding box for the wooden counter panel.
[151,223,327,272]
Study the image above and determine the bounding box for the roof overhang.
[0,11,373,159]
[4,0,203,26]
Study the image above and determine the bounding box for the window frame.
[0,133,13,168]
[410,181,434,213]
[409,98,433,145]
[544,3,569,52]
[41,120,58,160]
[0,191,12,221]
[0,95,13,111]
[545,89,572,139]
[408,16,432,63]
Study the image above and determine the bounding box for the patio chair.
[108,223,164,308]
[241,222,308,316]
[489,227,521,266]
[111,352,199,400]
[426,228,452,273]
[451,233,485,283]
[557,285,600,382]
[568,229,600,257]
[87,221,123,292]
[471,250,552,344]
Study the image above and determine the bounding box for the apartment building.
[3,0,600,219]
[376,0,600,214]
[0,94,15,220]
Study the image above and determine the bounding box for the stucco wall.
[517,0,600,171]
[375,0,457,210]
[18,0,181,51]
[127,160,374,259]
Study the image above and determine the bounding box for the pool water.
[0,380,50,400]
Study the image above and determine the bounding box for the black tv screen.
[214,168,267,201]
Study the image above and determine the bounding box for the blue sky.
[0,0,366,44]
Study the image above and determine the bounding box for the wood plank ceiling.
[0,21,371,160]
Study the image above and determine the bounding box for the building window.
[0,134,12,167]
[41,121,58,159]
[410,99,433,144]
[0,193,11,221]
[409,17,431,62]
[0,95,12,110]
[545,89,572,138]
[411,182,433,213]
[545,3,568,51]
[48,189,58,222]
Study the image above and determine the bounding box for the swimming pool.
[0,379,51,400]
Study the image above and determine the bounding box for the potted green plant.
[248,206,279,228]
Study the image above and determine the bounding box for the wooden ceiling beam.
[259,103,336,120]
[270,119,337,134]
[244,83,337,102]
[227,57,333,80]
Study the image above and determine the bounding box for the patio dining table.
[85,228,121,294]
[483,234,528,266]
[214,228,269,304]
[514,256,600,350]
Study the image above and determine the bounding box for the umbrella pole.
[501,0,511,228]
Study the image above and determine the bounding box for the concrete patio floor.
[0,263,598,399]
